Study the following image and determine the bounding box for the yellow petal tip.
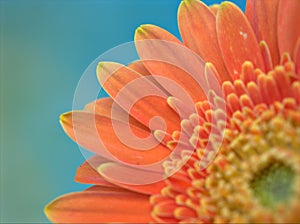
[59,112,71,124]
[219,1,232,9]
[44,202,54,222]
[97,61,106,71]
[182,0,191,5]
[135,25,149,37]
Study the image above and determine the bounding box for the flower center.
[251,161,295,208]
[151,57,300,223]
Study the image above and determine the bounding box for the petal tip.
[135,26,145,41]
[166,96,175,104]
[135,24,166,41]
[153,129,165,142]
[179,0,201,11]
[135,24,150,35]
[44,201,55,222]
[219,1,233,10]
[59,112,71,125]
[181,0,193,6]
[96,61,119,84]
[96,61,106,74]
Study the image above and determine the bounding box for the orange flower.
[45,0,300,223]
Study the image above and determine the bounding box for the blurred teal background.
[0,0,245,222]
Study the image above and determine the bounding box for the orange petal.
[153,200,177,217]
[77,157,166,195]
[295,38,300,73]
[98,162,166,186]
[97,61,181,134]
[127,60,151,76]
[277,0,300,58]
[97,61,155,99]
[85,97,149,132]
[45,190,152,223]
[128,60,170,94]
[246,0,280,66]
[210,4,219,16]
[178,0,231,81]
[258,74,281,105]
[83,185,129,193]
[136,24,180,43]
[259,40,273,71]
[60,111,170,165]
[119,180,166,195]
[85,98,113,117]
[174,207,197,219]
[135,24,207,103]
[217,2,265,79]
[98,162,166,195]
[75,156,115,187]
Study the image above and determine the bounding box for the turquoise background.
[1,0,245,222]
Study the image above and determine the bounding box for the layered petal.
[85,97,149,132]
[277,0,300,58]
[45,190,152,223]
[128,60,170,93]
[178,0,230,81]
[76,156,167,195]
[75,156,115,187]
[83,185,130,193]
[60,111,170,165]
[246,0,280,66]
[209,4,219,16]
[97,61,181,133]
[99,162,167,195]
[217,2,265,79]
[127,60,151,76]
[135,24,207,103]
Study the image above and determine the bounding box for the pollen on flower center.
[151,55,300,223]
[250,161,295,208]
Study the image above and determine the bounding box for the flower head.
[45,0,300,223]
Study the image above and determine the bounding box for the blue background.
[1,0,245,222]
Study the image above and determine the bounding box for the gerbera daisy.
[45,0,300,223]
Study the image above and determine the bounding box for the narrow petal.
[258,74,281,104]
[83,185,129,193]
[217,2,265,79]
[277,0,300,58]
[98,162,166,186]
[153,200,177,217]
[118,181,166,195]
[246,0,280,66]
[75,156,115,187]
[259,41,273,71]
[135,24,207,103]
[99,162,167,194]
[178,0,231,81]
[76,157,166,195]
[97,61,181,134]
[60,111,170,165]
[85,97,149,132]
[174,207,197,219]
[204,62,223,95]
[45,190,152,223]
